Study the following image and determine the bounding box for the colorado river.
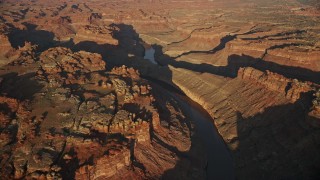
[143,45,234,179]
[175,94,235,179]
[148,78,235,180]
[143,46,157,64]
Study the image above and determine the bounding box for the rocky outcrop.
[307,89,320,127]
[238,67,313,101]
[0,24,14,66]
[0,47,205,179]
[169,66,320,179]
[74,25,118,45]
[0,34,12,62]
[49,16,75,41]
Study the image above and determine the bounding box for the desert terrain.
[0,0,319,179]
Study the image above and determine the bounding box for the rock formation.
[0,46,206,179]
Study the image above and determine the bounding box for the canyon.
[0,0,319,179]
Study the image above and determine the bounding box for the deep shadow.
[109,23,145,56]
[8,22,56,52]
[0,72,44,100]
[233,92,320,179]
[241,29,306,40]
[68,23,145,70]
[129,138,147,173]
[59,147,80,180]
[71,40,115,60]
[174,34,236,58]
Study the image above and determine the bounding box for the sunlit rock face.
[0,0,319,179]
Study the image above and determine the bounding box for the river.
[144,46,157,64]
[174,92,235,180]
[144,47,235,179]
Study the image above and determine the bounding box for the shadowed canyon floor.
[0,0,320,179]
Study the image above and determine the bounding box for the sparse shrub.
[312,88,320,108]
